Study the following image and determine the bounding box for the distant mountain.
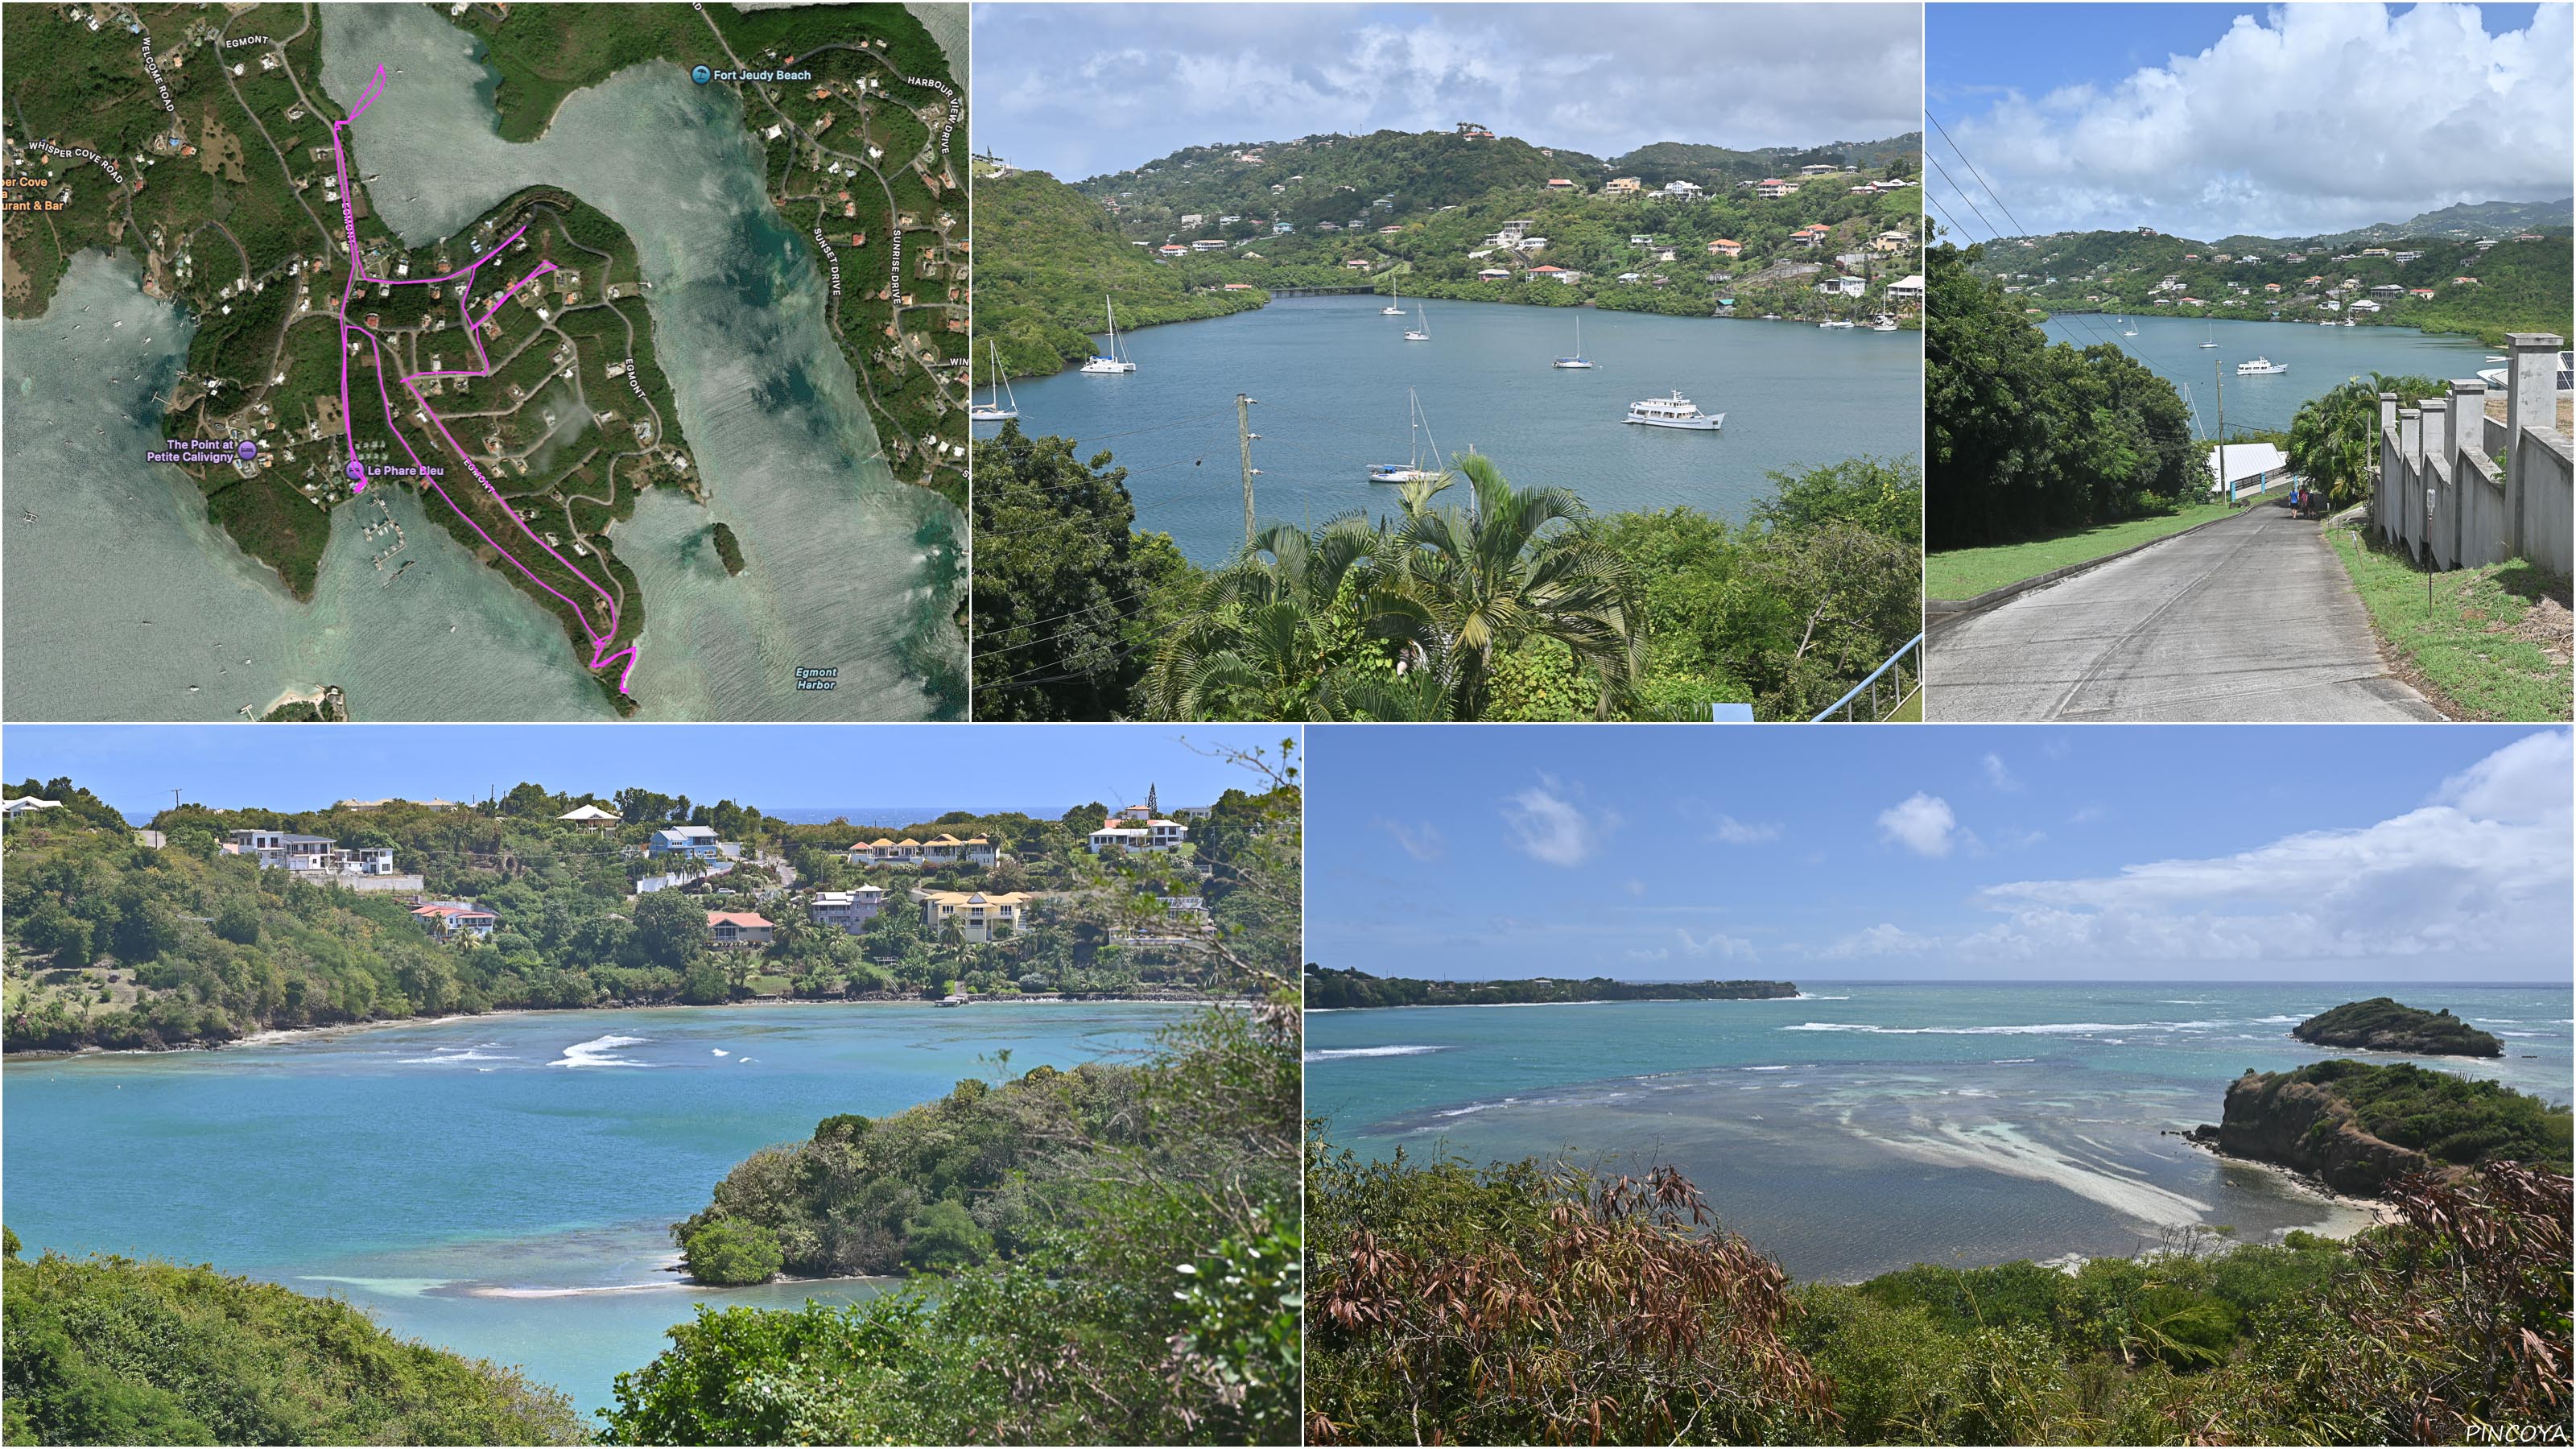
[1608,132,1922,191]
[2298,198,2574,250]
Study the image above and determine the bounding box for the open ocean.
[1307,980,2571,1282]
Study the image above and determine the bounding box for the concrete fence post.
[2450,381,2484,567]
[2399,405,2423,559]
[2378,391,2401,539]
[2505,332,2564,560]
[2419,398,2450,569]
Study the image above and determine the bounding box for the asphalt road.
[1926,505,2444,722]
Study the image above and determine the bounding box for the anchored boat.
[1368,388,1447,484]
[1079,296,1136,374]
[969,339,1019,422]
[1624,390,1723,431]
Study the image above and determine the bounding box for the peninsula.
[2191,1058,2571,1197]
[1303,964,1798,1010]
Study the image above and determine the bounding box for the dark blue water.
[2037,315,2496,435]
[1308,981,2571,1281]
[2,1002,1193,1414]
[985,295,1923,564]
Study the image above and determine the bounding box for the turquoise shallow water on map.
[985,296,1922,564]
[1308,981,2572,1282]
[2,1002,1189,1416]
[2037,314,2495,435]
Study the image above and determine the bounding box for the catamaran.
[2235,356,2288,376]
[1552,315,1596,368]
[1624,390,1723,431]
[968,339,1019,423]
[1403,300,1430,342]
[1367,388,1446,484]
[1079,296,1136,374]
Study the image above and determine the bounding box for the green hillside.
[1969,225,2573,345]
[1077,129,1609,233]
[968,170,1268,381]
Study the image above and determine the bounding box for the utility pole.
[1236,393,1261,547]
[2214,355,2228,506]
[169,788,183,814]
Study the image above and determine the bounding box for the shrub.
[679,1218,783,1287]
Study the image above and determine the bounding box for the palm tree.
[2288,372,2438,510]
[1373,452,1643,720]
[1141,514,1394,720]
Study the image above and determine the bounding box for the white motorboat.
[1552,315,1596,368]
[1368,387,1446,483]
[2235,356,2288,376]
[968,339,1018,422]
[1818,318,1856,329]
[1624,390,1723,431]
[1403,300,1430,342]
[1079,295,1136,374]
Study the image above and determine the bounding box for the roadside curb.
[1925,505,2268,637]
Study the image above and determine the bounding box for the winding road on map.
[328,64,638,692]
[1926,502,2442,721]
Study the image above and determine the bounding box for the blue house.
[646,824,724,859]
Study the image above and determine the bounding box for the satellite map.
[2,2,968,720]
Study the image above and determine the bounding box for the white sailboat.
[968,339,1018,422]
[1381,283,1406,316]
[1870,313,1899,332]
[1403,300,1430,342]
[1367,388,1446,483]
[1079,296,1136,374]
[2198,320,2217,349]
[1552,314,1596,369]
[2121,316,2137,336]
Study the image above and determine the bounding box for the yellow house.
[1604,176,1643,196]
[914,888,1033,943]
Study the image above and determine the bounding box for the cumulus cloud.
[1676,927,1757,960]
[978,3,1923,179]
[1379,818,1446,862]
[1821,922,1939,958]
[1879,793,1960,857]
[1958,730,2572,967]
[1938,3,2574,237]
[1501,774,1614,867]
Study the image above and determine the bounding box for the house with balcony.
[226,828,342,871]
[558,803,620,832]
[1886,274,1926,305]
[412,902,497,943]
[647,824,724,859]
[1604,176,1641,196]
[1755,179,1799,199]
[707,910,774,949]
[1706,238,1742,260]
[913,889,1032,943]
[808,886,886,934]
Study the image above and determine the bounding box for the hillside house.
[913,889,1032,943]
[1706,238,1742,259]
[707,910,774,949]
[647,825,724,860]
[1604,176,1642,196]
[808,886,886,934]
[1755,179,1799,199]
[558,803,619,832]
[412,902,497,943]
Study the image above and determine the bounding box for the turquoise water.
[2,1002,1191,1417]
[987,296,1923,564]
[1308,982,2572,1282]
[2037,314,2496,435]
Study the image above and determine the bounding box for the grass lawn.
[1926,498,2260,600]
[2325,525,2573,721]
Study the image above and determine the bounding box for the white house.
[558,803,619,831]
[1815,275,1867,298]
[1886,274,1926,303]
[1088,811,1189,854]
[808,887,886,934]
[2,797,64,817]
[412,902,497,942]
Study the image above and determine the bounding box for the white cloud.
[1379,818,1446,861]
[1501,774,1614,867]
[980,3,1923,180]
[1820,922,1939,958]
[1675,927,1757,960]
[1625,946,1673,962]
[1982,753,2020,791]
[1942,4,2575,237]
[1707,813,1783,844]
[1624,878,1647,898]
[1878,792,1959,857]
[1959,731,2572,968]
[2069,804,2106,825]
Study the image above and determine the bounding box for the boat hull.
[1624,414,1724,431]
[969,407,1018,422]
[1079,360,1135,374]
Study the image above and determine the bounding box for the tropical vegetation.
[972,426,1922,722]
[0,1228,587,1446]
[2284,373,2443,510]
[1303,966,1797,1010]
[2292,997,2504,1058]
[1926,235,2202,553]
[1306,1147,2574,1445]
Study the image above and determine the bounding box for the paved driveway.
[1927,506,2442,721]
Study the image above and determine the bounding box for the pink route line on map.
[329,65,640,695]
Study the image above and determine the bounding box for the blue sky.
[1307,724,2572,983]
[1,725,1293,820]
[1926,2,2572,239]
[973,3,1922,180]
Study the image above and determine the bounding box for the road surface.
[1926,504,2443,721]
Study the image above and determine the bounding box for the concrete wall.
[2376,333,2570,578]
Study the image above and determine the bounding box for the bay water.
[986,296,1924,564]
[1,1001,1193,1417]
[2037,314,2496,435]
[1307,981,2571,1282]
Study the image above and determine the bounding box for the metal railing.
[1811,633,1923,723]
